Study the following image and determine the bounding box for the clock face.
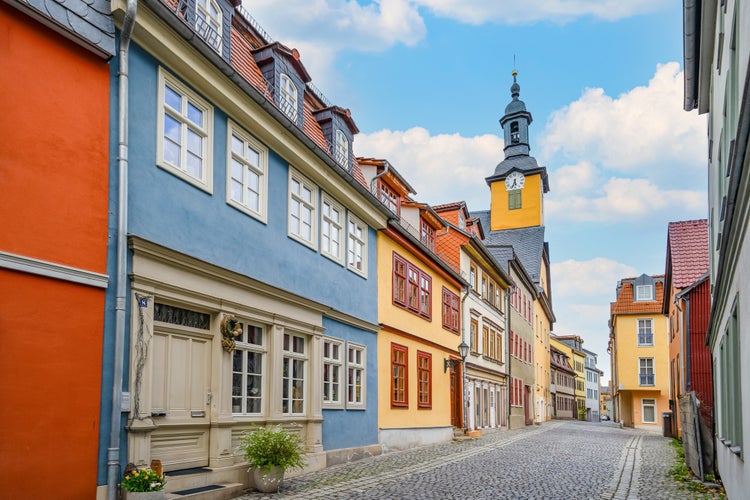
[505,171,525,191]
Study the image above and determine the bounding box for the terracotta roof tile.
[666,219,709,288]
[350,157,369,189]
[610,276,665,315]
[230,29,268,96]
[302,100,331,154]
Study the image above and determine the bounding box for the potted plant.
[120,463,166,500]
[239,425,306,493]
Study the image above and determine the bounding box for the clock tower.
[485,71,549,231]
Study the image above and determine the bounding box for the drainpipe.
[460,286,469,431]
[108,1,137,499]
[369,161,390,197]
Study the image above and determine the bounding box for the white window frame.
[334,129,349,167]
[347,213,368,278]
[639,357,655,386]
[226,121,267,222]
[322,338,343,408]
[288,168,318,249]
[637,318,654,346]
[279,74,298,123]
[635,284,654,301]
[320,193,345,265]
[157,68,213,192]
[231,322,266,416]
[195,0,222,52]
[282,332,307,416]
[642,398,657,424]
[346,343,366,409]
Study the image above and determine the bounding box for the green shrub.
[239,425,306,472]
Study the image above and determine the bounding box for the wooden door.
[149,328,212,471]
[449,363,462,427]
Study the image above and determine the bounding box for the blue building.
[98,0,390,496]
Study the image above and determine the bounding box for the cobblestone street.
[234,421,712,500]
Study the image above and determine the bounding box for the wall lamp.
[444,341,470,372]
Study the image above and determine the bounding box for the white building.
[583,348,602,422]
[683,0,750,496]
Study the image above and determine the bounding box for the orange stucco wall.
[0,3,110,272]
[0,5,109,498]
[0,270,106,498]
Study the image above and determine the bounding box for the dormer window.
[279,74,298,122]
[635,284,654,301]
[379,181,399,215]
[420,219,436,251]
[334,129,349,167]
[196,0,222,52]
[458,211,465,229]
[510,121,520,144]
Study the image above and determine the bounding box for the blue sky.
[244,0,707,382]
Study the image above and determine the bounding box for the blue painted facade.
[98,4,386,488]
[321,317,379,451]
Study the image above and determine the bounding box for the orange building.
[0,1,113,497]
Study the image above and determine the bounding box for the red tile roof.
[610,276,665,315]
[666,219,709,288]
[230,29,268,95]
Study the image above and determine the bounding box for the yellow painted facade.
[376,231,464,432]
[611,313,670,429]
[533,293,551,422]
[489,173,544,231]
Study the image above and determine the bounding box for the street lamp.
[444,341,470,372]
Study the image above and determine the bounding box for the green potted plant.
[239,425,306,493]
[120,464,166,499]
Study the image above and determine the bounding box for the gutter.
[108,0,137,498]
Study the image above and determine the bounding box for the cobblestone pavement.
[233,421,711,500]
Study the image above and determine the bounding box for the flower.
[121,466,166,492]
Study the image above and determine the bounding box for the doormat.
[165,467,211,477]
[173,484,224,496]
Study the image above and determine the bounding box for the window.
[639,358,655,386]
[393,253,431,319]
[642,398,656,424]
[322,338,343,406]
[347,214,367,277]
[442,287,460,333]
[635,284,654,301]
[510,121,519,144]
[379,181,399,214]
[288,169,317,248]
[470,319,478,351]
[391,344,408,407]
[718,301,742,456]
[421,219,436,251]
[417,351,432,408]
[334,129,349,167]
[195,0,222,51]
[282,333,306,415]
[279,74,298,122]
[347,344,365,407]
[227,123,267,221]
[508,190,522,210]
[232,323,265,414]
[482,326,489,355]
[469,265,477,290]
[157,69,213,191]
[481,276,487,300]
[321,195,344,263]
[637,318,654,346]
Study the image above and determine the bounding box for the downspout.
[460,286,469,431]
[108,2,137,499]
[369,161,390,197]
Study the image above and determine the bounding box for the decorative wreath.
[220,314,243,353]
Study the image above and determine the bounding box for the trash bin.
[662,412,673,438]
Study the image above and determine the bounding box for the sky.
[242,0,708,383]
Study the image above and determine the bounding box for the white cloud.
[552,258,636,299]
[355,127,503,210]
[546,177,705,222]
[539,62,707,176]
[551,161,599,196]
[413,0,672,24]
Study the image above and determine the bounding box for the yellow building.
[359,159,467,451]
[474,71,555,424]
[552,335,586,419]
[609,274,669,431]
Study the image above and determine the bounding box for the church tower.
[485,71,549,231]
